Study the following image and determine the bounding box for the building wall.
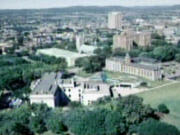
[113,32,151,51]
[105,58,161,81]
[108,12,123,29]
[30,94,55,108]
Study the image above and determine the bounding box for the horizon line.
[0,4,179,10]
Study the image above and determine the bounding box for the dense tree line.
[0,55,28,66]
[113,33,180,62]
[29,54,67,66]
[0,55,67,109]
[0,96,179,135]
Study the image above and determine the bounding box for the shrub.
[136,119,180,135]
[158,104,170,114]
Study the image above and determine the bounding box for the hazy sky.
[0,0,180,9]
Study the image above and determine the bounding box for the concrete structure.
[30,72,111,107]
[113,31,151,51]
[105,54,162,81]
[81,81,110,105]
[76,35,84,51]
[37,48,90,67]
[108,12,123,29]
[75,35,98,54]
[30,72,69,108]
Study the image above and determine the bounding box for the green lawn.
[137,81,180,130]
[104,70,169,87]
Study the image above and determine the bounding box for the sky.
[0,0,180,9]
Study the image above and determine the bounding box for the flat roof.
[31,72,62,95]
[37,48,89,59]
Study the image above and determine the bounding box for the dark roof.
[31,72,63,95]
[133,57,158,63]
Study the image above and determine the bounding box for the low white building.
[30,72,68,108]
[37,48,90,67]
[30,72,111,107]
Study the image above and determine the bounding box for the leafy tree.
[0,104,32,135]
[153,46,176,61]
[29,104,51,134]
[46,111,68,134]
[136,119,180,135]
[158,104,170,114]
[78,56,105,73]
[175,54,180,63]
[105,111,126,135]
[65,108,109,135]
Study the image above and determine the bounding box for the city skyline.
[0,0,180,9]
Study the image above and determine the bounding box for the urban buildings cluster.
[1,7,180,107]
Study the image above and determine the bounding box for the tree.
[82,56,105,73]
[0,104,32,135]
[46,112,68,134]
[158,104,170,114]
[29,104,51,134]
[153,46,176,61]
[65,108,109,135]
[175,54,180,63]
[136,119,180,135]
[105,111,126,135]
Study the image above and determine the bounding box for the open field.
[137,81,180,130]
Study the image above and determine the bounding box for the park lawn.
[76,70,93,78]
[104,70,169,87]
[137,82,180,130]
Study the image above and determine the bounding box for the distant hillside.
[0,5,180,14]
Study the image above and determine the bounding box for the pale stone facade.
[113,31,151,51]
[108,12,123,29]
[105,54,162,81]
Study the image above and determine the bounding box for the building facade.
[108,12,123,29]
[105,54,162,81]
[30,72,111,107]
[113,31,151,51]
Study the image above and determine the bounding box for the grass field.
[104,71,169,87]
[137,81,180,130]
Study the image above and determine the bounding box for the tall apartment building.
[113,31,151,51]
[108,12,123,29]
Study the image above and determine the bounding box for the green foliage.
[175,54,180,62]
[114,96,157,125]
[0,96,179,135]
[55,40,77,52]
[29,54,67,66]
[0,55,28,66]
[29,104,51,134]
[105,111,126,135]
[136,119,180,135]
[46,109,68,134]
[153,46,176,61]
[75,56,105,73]
[158,104,170,114]
[65,108,109,135]
[64,96,160,135]
[0,104,32,135]
[94,46,112,58]
[68,101,82,108]
[0,54,67,105]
